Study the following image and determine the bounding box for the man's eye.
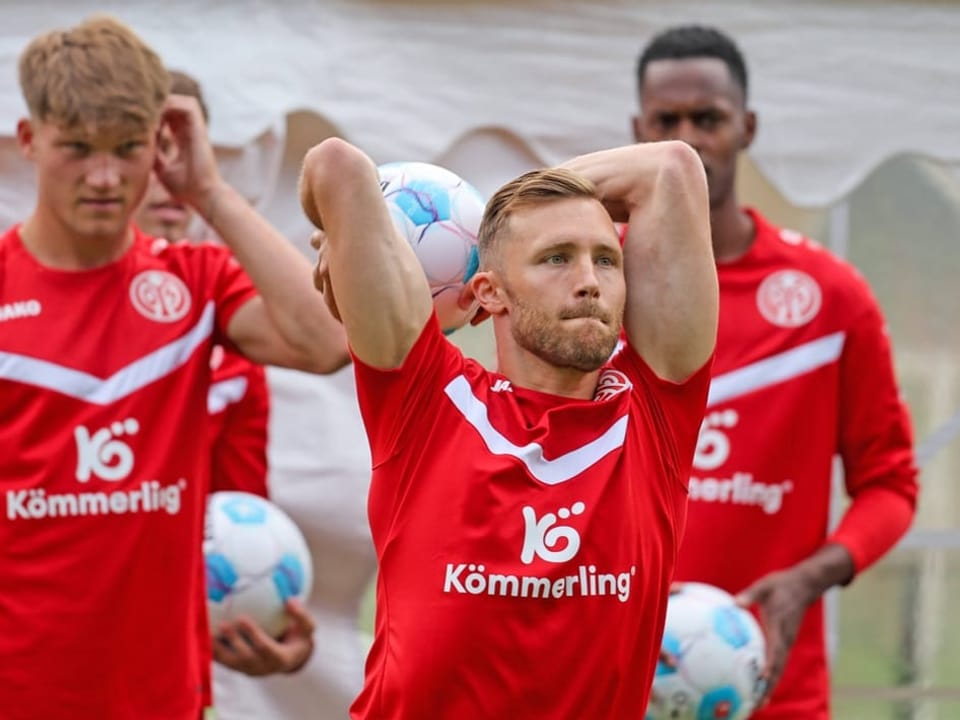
[118,141,143,156]
[695,112,721,129]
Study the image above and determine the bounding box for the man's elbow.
[312,346,352,375]
[303,323,351,375]
[656,140,708,190]
[285,340,351,376]
[299,138,369,230]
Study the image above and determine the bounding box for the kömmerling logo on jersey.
[442,501,637,603]
[0,299,41,323]
[5,418,187,521]
[6,480,186,521]
[692,409,794,514]
[688,473,793,515]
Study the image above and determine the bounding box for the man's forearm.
[198,181,343,365]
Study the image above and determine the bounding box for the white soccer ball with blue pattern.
[378,161,484,333]
[646,582,766,720]
[204,491,313,639]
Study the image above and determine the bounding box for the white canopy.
[1,0,959,210]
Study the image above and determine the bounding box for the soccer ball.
[646,582,766,720]
[378,161,484,333]
[203,491,313,638]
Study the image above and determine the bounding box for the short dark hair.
[169,69,209,122]
[637,25,748,100]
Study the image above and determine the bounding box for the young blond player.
[0,16,347,719]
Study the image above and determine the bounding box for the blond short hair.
[18,15,170,129]
[477,168,598,269]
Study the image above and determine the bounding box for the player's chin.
[572,320,618,347]
[560,331,619,372]
[75,217,129,242]
[563,352,610,373]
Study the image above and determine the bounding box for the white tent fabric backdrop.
[1,0,960,211]
[2,2,958,717]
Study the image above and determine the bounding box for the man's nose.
[574,256,601,297]
[85,156,121,189]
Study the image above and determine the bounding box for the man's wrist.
[192,180,234,228]
[795,543,856,600]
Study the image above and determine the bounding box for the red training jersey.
[207,344,269,498]
[199,343,270,710]
[0,226,257,720]
[349,315,710,719]
[675,209,917,719]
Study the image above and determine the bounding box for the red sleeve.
[352,313,461,467]
[208,356,270,498]
[205,244,258,345]
[828,285,918,574]
[611,343,713,485]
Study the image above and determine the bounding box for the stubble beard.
[507,291,621,373]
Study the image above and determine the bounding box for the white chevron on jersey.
[707,331,846,408]
[444,375,629,485]
[207,375,249,414]
[0,301,215,405]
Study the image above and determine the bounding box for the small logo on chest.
[129,270,191,323]
[756,270,821,328]
[0,299,41,323]
[491,378,513,393]
[594,369,631,401]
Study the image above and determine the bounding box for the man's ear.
[469,308,491,326]
[455,283,489,325]
[741,109,757,151]
[469,270,507,321]
[16,118,36,160]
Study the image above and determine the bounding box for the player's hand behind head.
[154,94,221,212]
[299,164,325,230]
[558,152,632,223]
[310,229,341,322]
